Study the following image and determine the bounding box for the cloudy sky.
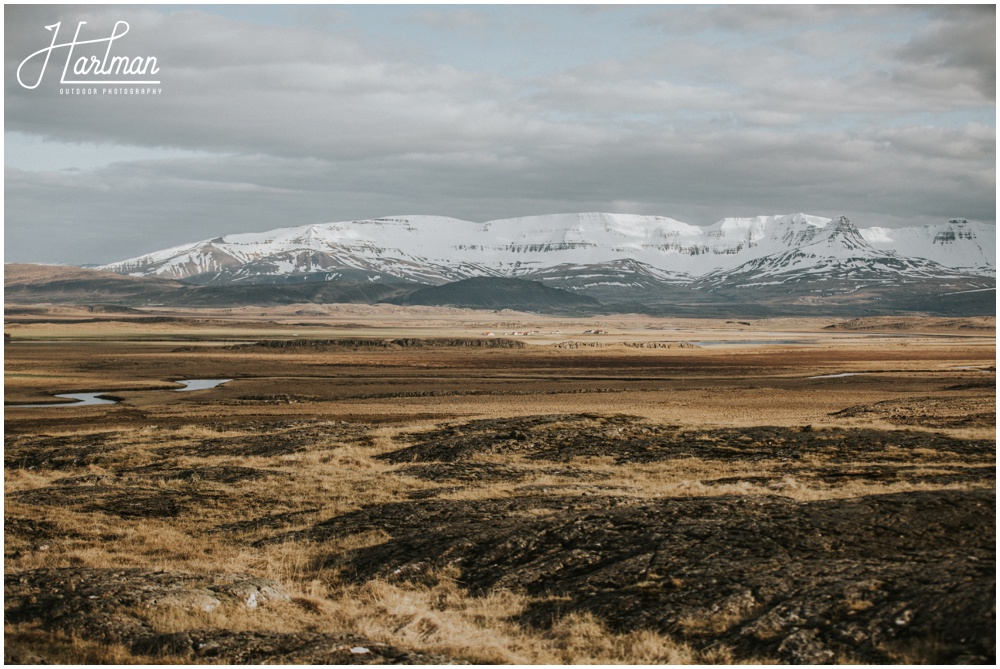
[4,3,996,264]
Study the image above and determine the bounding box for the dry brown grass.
[129,565,708,665]
[4,312,994,664]
[4,625,193,665]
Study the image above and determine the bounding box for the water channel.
[8,379,232,408]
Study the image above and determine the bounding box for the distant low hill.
[4,265,600,313]
[3,264,415,308]
[4,262,995,317]
[4,264,189,304]
[390,277,601,312]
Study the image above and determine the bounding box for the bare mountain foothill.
[4,306,994,664]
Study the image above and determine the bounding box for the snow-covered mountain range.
[100,214,995,297]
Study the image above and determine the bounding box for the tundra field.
[3,306,996,664]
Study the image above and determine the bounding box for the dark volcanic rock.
[4,516,80,543]
[165,421,374,457]
[12,485,223,519]
[266,489,995,664]
[831,395,996,429]
[396,462,530,484]
[380,414,995,466]
[51,465,290,487]
[232,337,525,350]
[4,568,290,644]
[3,647,52,665]
[379,414,633,463]
[210,508,323,535]
[810,464,996,486]
[395,462,611,484]
[704,465,996,489]
[123,464,291,484]
[131,629,464,664]
[4,432,126,470]
[4,516,83,560]
[4,568,464,664]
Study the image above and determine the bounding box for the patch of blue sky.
[359,5,666,78]
[825,107,996,130]
[787,108,995,136]
[4,131,222,172]
[146,5,936,100]
[157,4,669,79]
[886,109,996,128]
[154,4,299,26]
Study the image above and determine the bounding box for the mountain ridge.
[15,212,986,316]
[99,213,995,288]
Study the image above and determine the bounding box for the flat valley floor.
[4,307,996,664]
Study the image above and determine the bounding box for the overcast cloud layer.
[4,4,996,264]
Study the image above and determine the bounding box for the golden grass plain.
[4,307,996,664]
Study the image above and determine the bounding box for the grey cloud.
[412,9,491,31]
[636,8,993,116]
[641,5,897,35]
[6,113,993,264]
[7,8,579,162]
[542,25,988,129]
[530,73,737,116]
[6,5,991,154]
[4,5,995,265]
[895,7,995,98]
[285,6,351,29]
[864,122,995,162]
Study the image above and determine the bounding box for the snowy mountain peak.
[816,216,871,252]
[99,212,995,288]
[860,219,995,274]
[828,215,853,230]
[935,219,975,244]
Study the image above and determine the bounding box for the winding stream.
[8,379,233,408]
[173,379,233,392]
